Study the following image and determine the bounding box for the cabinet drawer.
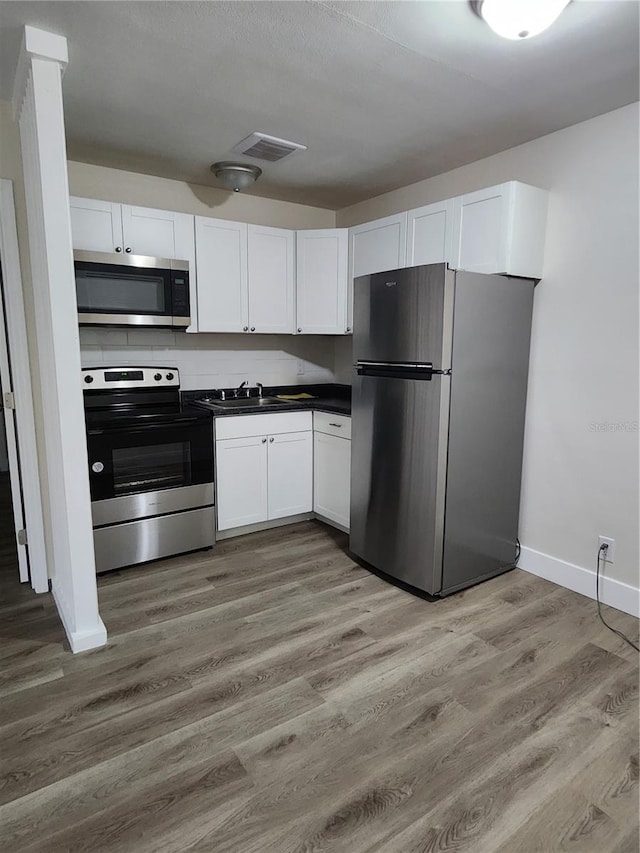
[215,411,313,440]
[313,411,351,440]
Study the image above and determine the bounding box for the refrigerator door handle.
[354,360,450,380]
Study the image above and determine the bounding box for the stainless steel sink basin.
[208,396,292,409]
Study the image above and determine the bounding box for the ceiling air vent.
[232,132,307,163]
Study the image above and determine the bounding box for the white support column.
[12,26,106,652]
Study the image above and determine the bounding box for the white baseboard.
[519,546,639,618]
[52,585,107,653]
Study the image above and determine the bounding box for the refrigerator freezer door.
[350,372,450,595]
[353,263,453,368]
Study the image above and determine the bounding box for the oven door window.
[112,442,191,494]
[87,419,214,502]
[76,267,169,315]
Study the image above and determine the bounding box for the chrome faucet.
[235,380,249,399]
[256,382,263,399]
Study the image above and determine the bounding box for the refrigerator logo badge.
[385,281,397,288]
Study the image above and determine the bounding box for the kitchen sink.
[206,396,294,409]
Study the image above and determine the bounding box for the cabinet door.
[348,212,407,332]
[195,217,248,333]
[267,431,312,519]
[314,432,351,530]
[120,205,192,259]
[69,197,123,253]
[247,225,295,333]
[296,229,348,334]
[451,184,510,274]
[216,436,268,530]
[406,200,453,267]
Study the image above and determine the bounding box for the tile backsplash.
[80,328,337,391]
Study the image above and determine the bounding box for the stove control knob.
[154,373,162,381]
[166,372,174,381]
[91,462,104,474]
[84,375,94,384]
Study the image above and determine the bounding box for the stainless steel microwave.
[74,250,190,328]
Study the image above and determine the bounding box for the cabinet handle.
[243,326,249,332]
[269,437,274,443]
[125,247,132,253]
[329,423,343,428]
[250,327,256,332]
[261,437,267,444]
[346,327,351,332]
[297,327,302,333]
[115,246,122,253]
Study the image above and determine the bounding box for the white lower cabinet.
[267,432,313,519]
[314,432,351,530]
[215,412,312,531]
[313,412,351,531]
[216,435,269,530]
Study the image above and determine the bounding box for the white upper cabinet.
[69,197,124,254]
[406,199,454,267]
[195,217,248,333]
[70,198,195,261]
[348,212,407,332]
[120,205,195,262]
[349,212,408,279]
[296,229,348,335]
[451,181,548,279]
[195,220,295,335]
[247,225,295,334]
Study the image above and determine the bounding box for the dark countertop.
[182,383,351,417]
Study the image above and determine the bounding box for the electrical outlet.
[296,360,305,376]
[598,536,615,562]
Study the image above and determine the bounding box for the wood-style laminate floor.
[0,516,638,852]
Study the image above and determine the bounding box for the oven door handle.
[88,416,205,435]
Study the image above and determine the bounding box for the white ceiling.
[0,1,638,209]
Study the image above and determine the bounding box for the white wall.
[80,328,336,389]
[338,103,640,600]
[67,161,336,230]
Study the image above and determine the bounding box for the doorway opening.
[0,372,18,569]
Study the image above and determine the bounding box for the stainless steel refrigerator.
[350,263,534,596]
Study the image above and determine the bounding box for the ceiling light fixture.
[471,0,571,40]
[210,161,262,192]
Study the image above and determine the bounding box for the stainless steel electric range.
[82,366,214,573]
